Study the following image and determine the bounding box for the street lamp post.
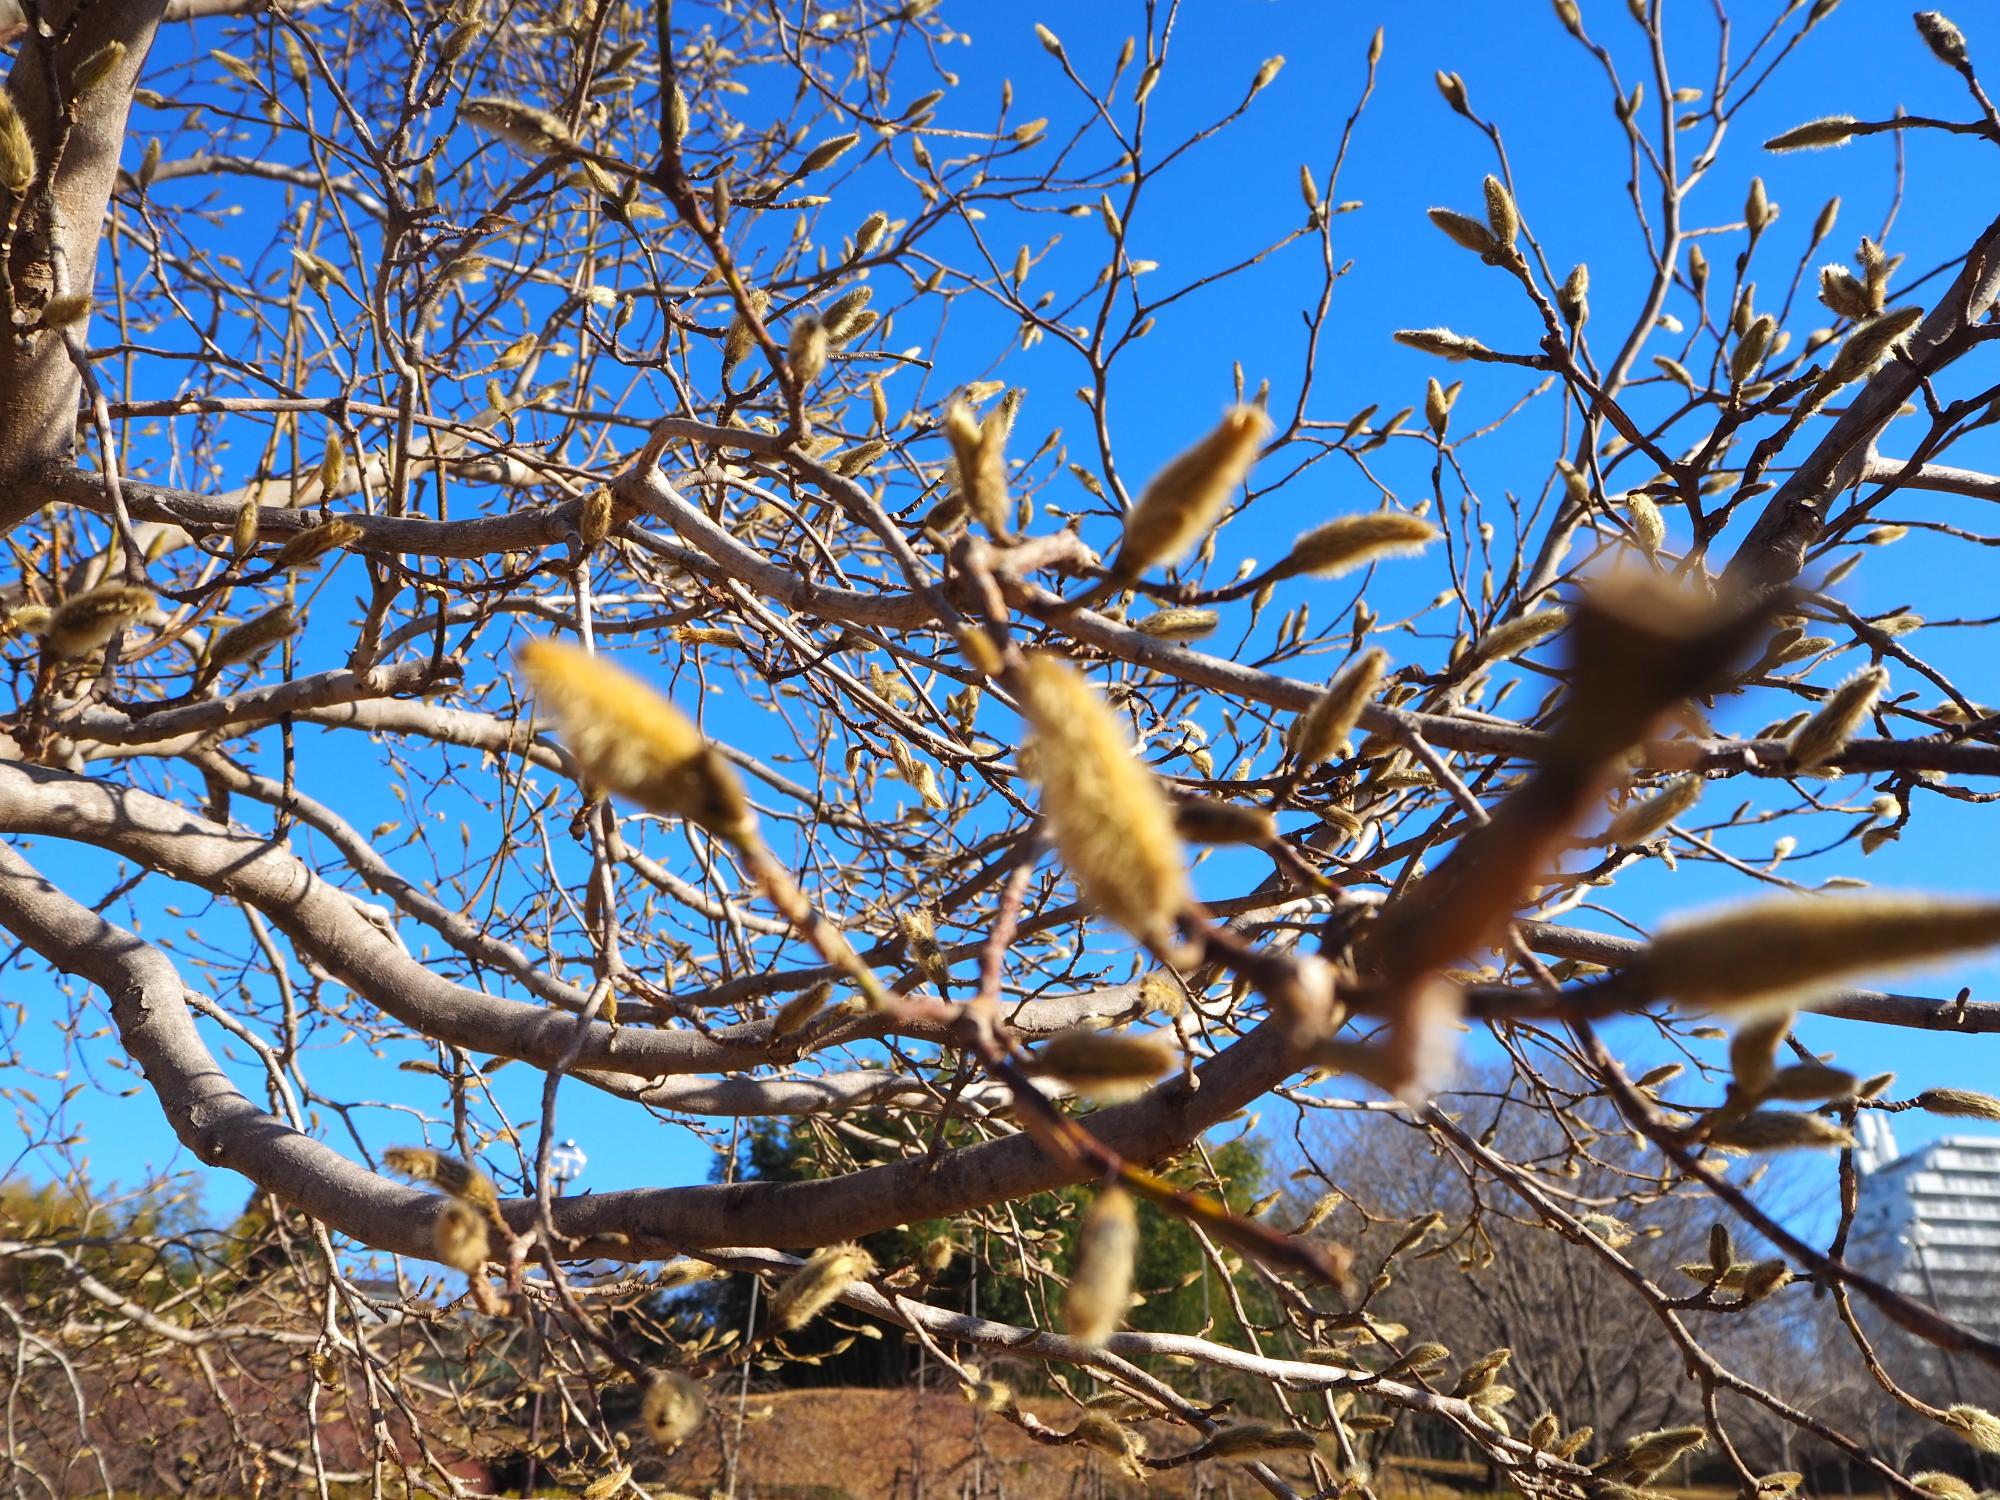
[526,1137,588,1498]
[550,1138,588,1197]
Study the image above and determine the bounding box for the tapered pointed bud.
[1030,1028,1177,1100]
[1064,1187,1137,1344]
[769,1244,875,1332]
[1603,774,1701,846]
[943,400,1008,535]
[1916,1088,2000,1122]
[1395,327,1492,361]
[787,314,828,384]
[1429,207,1497,257]
[1482,175,1518,251]
[1914,12,1968,66]
[1766,115,1859,152]
[1111,404,1271,580]
[274,518,363,570]
[1173,798,1275,845]
[208,605,297,669]
[517,639,753,841]
[1819,265,1873,319]
[1471,608,1567,664]
[1639,893,2000,1011]
[1789,664,1886,770]
[798,132,858,175]
[1707,1112,1853,1152]
[0,87,36,199]
[1291,648,1389,769]
[1134,606,1219,642]
[45,584,156,657]
[1626,492,1666,551]
[1202,1426,1318,1462]
[1017,655,1189,947]
[1825,306,1924,385]
[72,41,128,97]
[1559,263,1589,327]
[1745,176,1774,235]
[1731,314,1776,384]
[1426,377,1452,437]
[1277,512,1439,580]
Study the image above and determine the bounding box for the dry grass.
[650,1386,1324,1498]
[649,1389,1874,1500]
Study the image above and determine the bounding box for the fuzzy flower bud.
[1111,404,1271,580]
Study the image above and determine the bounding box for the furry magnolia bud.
[1017,654,1190,947]
[797,131,858,175]
[1766,114,1860,152]
[1603,774,1702,847]
[787,314,828,384]
[768,1243,875,1333]
[1111,404,1271,580]
[1200,1425,1318,1462]
[1395,326,1492,361]
[640,1370,707,1452]
[770,980,833,1039]
[462,96,571,155]
[822,283,874,343]
[1133,606,1220,641]
[1613,1425,1709,1481]
[1915,12,1969,67]
[1292,647,1389,769]
[518,639,752,841]
[1429,206,1497,258]
[1708,1112,1854,1152]
[1625,492,1666,551]
[1639,894,2000,1011]
[1789,664,1887,770]
[1064,1186,1138,1345]
[274,518,364,570]
[1471,608,1567,664]
[1731,314,1776,384]
[1825,306,1924,386]
[1916,1087,2000,1122]
[208,605,297,671]
[1945,1405,2000,1454]
[1173,797,1276,845]
[430,1198,489,1272]
[1028,1027,1177,1100]
[942,400,1009,535]
[0,86,37,199]
[1482,175,1518,251]
[44,584,155,657]
[1275,512,1438,581]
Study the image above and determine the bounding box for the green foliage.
[697,1113,1277,1387]
[0,1174,194,1312]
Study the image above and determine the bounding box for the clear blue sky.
[8,0,1998,1228]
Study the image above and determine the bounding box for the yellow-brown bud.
[1111,404,1271,580]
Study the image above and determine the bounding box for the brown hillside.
[649,1386,1336,1499]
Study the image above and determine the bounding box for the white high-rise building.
[1851,1114,2000,1351]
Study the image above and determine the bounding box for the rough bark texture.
[0,0,165,521]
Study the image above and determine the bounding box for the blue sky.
[8,0,2000,1234]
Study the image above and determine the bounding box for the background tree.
[6,1,2000,1497]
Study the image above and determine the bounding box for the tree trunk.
[0,0,164,525]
